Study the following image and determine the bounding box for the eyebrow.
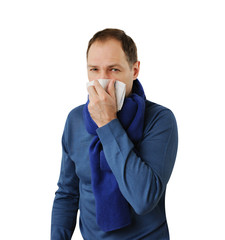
[87,65,97,68]
[108,64,123,69]
[87,64,124,69]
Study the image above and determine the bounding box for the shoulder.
[67,104,85,119]
[64,104,86,129]
[143,100,177,135]
[145,100,176,118]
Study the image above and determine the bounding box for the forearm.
[96,113,178,215]
[51,122,80,239]
[97,119,162,214]
[51,191,79,239]
[51,224,74,240]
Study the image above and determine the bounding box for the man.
[51,28,178,240]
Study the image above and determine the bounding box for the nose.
[99,70,110,80]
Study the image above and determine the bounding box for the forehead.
[87,39,127,66]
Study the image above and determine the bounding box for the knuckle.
[94,98,100,104]
[101,96,107,101]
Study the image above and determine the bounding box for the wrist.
[98,116,117,128]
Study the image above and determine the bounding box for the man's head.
[86,28,140,96]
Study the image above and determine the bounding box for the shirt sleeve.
[96,108,178,215]
[51,118,80,240]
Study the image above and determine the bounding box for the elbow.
[132,202,154,215]
[131,183,164,215]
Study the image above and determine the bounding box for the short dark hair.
[86,28,138,67]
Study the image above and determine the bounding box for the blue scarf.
[83,79,146,232]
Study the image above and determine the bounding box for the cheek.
[118,77,133,96]
[87,73,92,81]
[87,71,98,81]
[126,82,133,95]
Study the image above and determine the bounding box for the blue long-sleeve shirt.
[51,100,178,240]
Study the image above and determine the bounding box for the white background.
[0,0,224,239]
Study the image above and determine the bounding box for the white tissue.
[86,79,126,111]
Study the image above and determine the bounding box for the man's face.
[87,39,140,96]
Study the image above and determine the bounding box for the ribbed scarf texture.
[83,79,146,232]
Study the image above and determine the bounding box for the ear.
[132,61,140,80]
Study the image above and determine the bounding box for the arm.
[96,108,178,215]
[51,119,80,240]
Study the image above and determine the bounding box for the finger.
[87,86,99,103]
[93,80,107,96]
[87,85,98,98]
[107,79,116,99]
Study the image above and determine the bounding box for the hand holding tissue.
[86,79,126,111]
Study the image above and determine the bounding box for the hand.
[88,79,117,128]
